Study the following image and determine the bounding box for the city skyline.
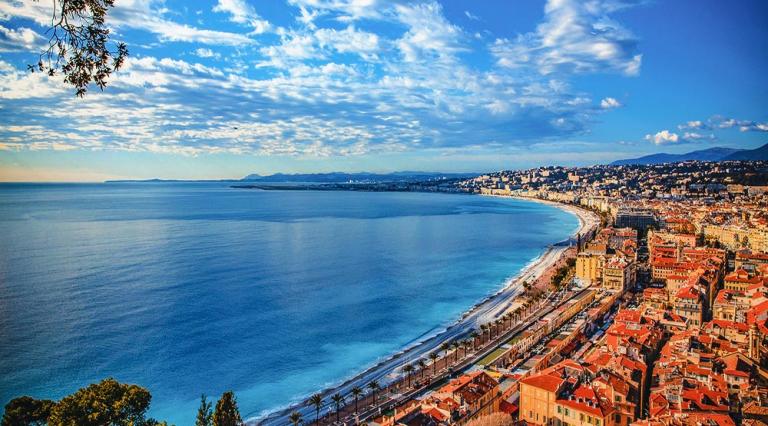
[1,0,767,181]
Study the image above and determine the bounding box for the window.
[580,414,585,422]
[615,395,621,402]
[615,414,622,423]
[558,406,562,414]
[565,408,570,416]
[596,419,601,426]
[588,416,593,424]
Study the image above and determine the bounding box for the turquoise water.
[0,183,578,424]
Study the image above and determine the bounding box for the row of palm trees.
[299,379,383,425]
[291,290,553,425]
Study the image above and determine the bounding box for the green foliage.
[2,378,169,426]
[308,393,323,422]
[196,395,213,426]
[549,262,575,291]
[330,393,345,422]
[289,411,302,426]
[2,396,54,426]
[47,378,153,426]
[31,0,128,96]
[213,391,243,426]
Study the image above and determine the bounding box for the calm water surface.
[0,183,578,424]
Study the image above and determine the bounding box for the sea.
[0,182,578,424]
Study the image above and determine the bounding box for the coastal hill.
[107,172,475,184]
[722,142,768,161]
[241,171,475,183]
[610,142,768,165]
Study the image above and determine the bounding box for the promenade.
[312,285,594,425]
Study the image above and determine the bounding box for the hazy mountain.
[721,143,768,161]
[240,171,475,183]
[610,144,768,165]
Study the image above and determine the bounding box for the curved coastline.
[253,196,600,425]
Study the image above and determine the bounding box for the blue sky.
[0,0,766,181]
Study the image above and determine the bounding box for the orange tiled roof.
[520,373,564,393]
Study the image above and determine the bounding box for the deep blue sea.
[0,183,578,424]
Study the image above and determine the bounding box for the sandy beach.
[255,197,600,425]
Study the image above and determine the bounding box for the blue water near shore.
[0,183,578,424]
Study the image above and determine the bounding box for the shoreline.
[254,196,600,425]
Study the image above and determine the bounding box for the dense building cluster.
[298,161,768,426]
[442,162,768,426]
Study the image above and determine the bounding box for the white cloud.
[287,0,382,22]
[110,0,256,45]
[212,0,271,34]
[194,48,220,59]
[646,116,768,144]
[0,0,650,158]
[682,132,714,141]
[314,26,380,57]
[395,1,465,62]
[464,11,480,21]
[491,0,642,75]
[672,116,768,133]
[645,130,679,145]
[600,97,621,109]
[0,0,255,46]
[678,120,707,130]
[0,24,44,51]
[0,1,52,26]
[710,116,768,133]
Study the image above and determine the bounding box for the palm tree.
[464,339,473,357]
[403,364,415,388]
[470,331,479,350]
[309,394,323,424]
[417,358,427,379]
[440,341,451,359]
[429,352,439,375]
[350,386,363,414]
[289,411,303,426]
[367,380,380,405]
[331,393,345,423]
[480,324,489,344]
[451,341,461,362]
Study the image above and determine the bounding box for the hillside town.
[302,161,768,426]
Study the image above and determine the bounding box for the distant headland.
[106,171,476,184]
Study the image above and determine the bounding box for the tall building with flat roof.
[614,209,656,230]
